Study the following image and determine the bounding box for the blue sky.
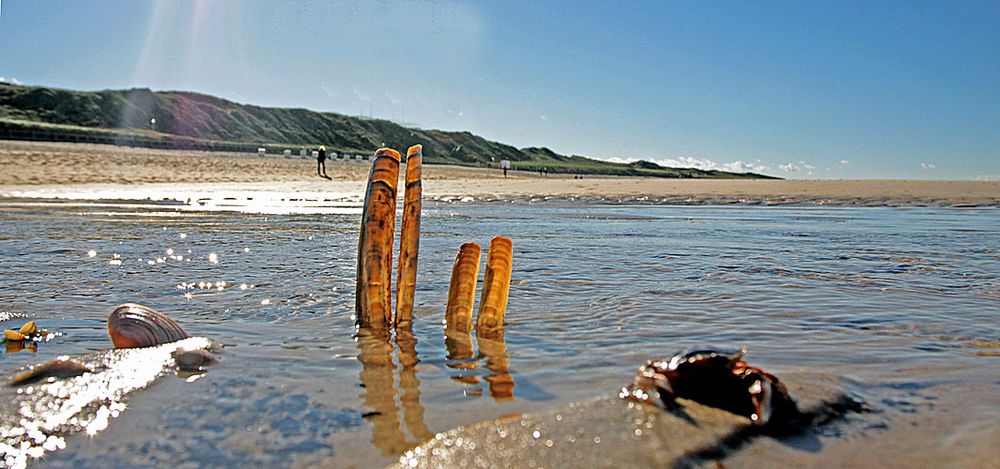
[2,1,998,179]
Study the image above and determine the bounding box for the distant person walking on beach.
[317,145,329,179]
[501,159,511,178]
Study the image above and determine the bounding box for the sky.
[1,1,999,179]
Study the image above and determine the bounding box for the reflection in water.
[477,332,514,401]
[445,331,479,386]
[4,340,37,354]
[395,329,433,442]
[357,326,517,455]
[356,329,406,456]
[444,329,515,401]
[356,328,434,456]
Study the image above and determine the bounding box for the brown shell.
[18,321,37,335]
[4,330,25,341]
[445,242,482,334]
[477,236,513,336]
[107,303,189,349]
[10,358,91,386]
[395,144,423,329]
[355,148,400,329]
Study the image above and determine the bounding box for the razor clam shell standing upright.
[356,148,401,330]
[395,144,423,329]
[476,236,513,336]
[445,243,482,334]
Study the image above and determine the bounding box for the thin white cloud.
[839,160,849,165]
[920,163,937,170]
[383,90,402,105]
[972,174,1000,181]
[606,155,770,173]
[320,84,339,99]
[352,86,370,102]
[0,76,22,85]
[779,162,801,172]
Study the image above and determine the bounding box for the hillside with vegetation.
[0,83,777,179]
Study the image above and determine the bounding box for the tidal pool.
[1,199,998,467]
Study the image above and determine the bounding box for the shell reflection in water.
[107,303,189,349]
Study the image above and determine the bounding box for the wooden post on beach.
[356,148,401,330]
[476,236,513,337]
[395,145,423,329]
[445,243,481,334]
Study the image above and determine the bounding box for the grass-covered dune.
[0,83,777,179]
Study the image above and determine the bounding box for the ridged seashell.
[445,242,482,334]
[4,330,25,341]
[108,303,189,349]
[356,148,401,330]
[18,321,37,336]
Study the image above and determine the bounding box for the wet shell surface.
[10,358,92,386]
[107,303,189,349]
[18,321,37,336]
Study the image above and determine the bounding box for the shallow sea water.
[0,198,998,467]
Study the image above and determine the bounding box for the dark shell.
[10,358,92,386]
[625,348,800,429]
[108,303,189,349]
[653,349,758,419]
[734,366,801,428]
[172,348,220,371]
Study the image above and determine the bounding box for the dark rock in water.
[390,373,860,468]
[9,358,92,386]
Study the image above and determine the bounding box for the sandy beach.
[1,141,998,207]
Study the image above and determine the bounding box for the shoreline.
[2,140,998,207]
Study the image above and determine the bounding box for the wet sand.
[1,141,997,206]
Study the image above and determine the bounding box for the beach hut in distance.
[257,147,266,156]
